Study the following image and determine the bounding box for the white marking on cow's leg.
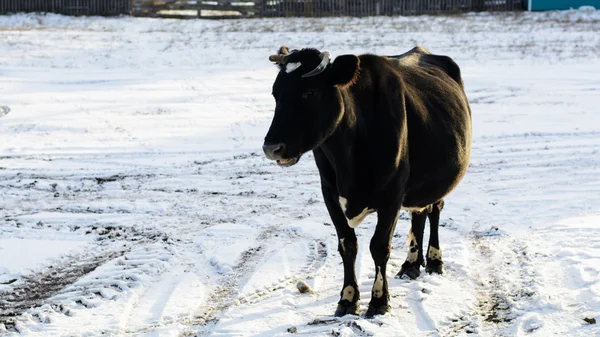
[339,238,346,254]
[338,196,373,228]
[372,266,384,298]
[285,62,302,73]
[407,228,419,263]
[347,207,372,228]
[342,285,355,301]
[339,196,348,213]
[428,246,442,261]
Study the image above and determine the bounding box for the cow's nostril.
[263,142,285,160]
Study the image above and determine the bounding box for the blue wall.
[530,0,600,10]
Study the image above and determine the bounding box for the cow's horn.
[302,52,331,78]
[269,54,289,64]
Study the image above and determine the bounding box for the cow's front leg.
[334,226,360,316]
[366,205,400,317]
[397,210,426,279]
[322,187,360,316]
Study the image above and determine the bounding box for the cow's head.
[263,46,360,167]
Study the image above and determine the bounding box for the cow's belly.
[401,163,468,210]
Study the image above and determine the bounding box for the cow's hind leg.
[426,200,444,274]
[396,210,426,279]
[366,205,400,317]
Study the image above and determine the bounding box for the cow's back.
[388,47,472,208]
[391,46,464,88]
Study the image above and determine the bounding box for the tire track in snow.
[0,231,175,333]
[0,248,126,332]
[191,231,330,334]
[436,231,537,337]
[236,239,328,306]
[173,225,289,335]
[115,264,204,336]
[475,235,536,335]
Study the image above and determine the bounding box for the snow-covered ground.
[1,8,600,337]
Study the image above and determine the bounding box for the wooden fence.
[0,0,526,17]
[0,0,132,16]
[133,0,525,18]
[258,0,526,17]
[132,1,256,18]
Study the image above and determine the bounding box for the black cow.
[263,46,472,317]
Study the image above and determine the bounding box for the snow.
[1,8,600,337]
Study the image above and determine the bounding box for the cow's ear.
[278,46,290,55]
[329,55,360,87]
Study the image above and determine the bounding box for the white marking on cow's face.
[372,266,384,298]
[428,246,442,261]
[285,62,302,73]
[342,285,355,301]
[407,229,419,263]
[339,238,346,254]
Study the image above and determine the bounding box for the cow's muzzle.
[262,141,299,167]
[263,141,285,160]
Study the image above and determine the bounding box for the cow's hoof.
[365,304,390,318]
[396,261,421,279]
[335,303,360,317]
[426,260,444,275]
